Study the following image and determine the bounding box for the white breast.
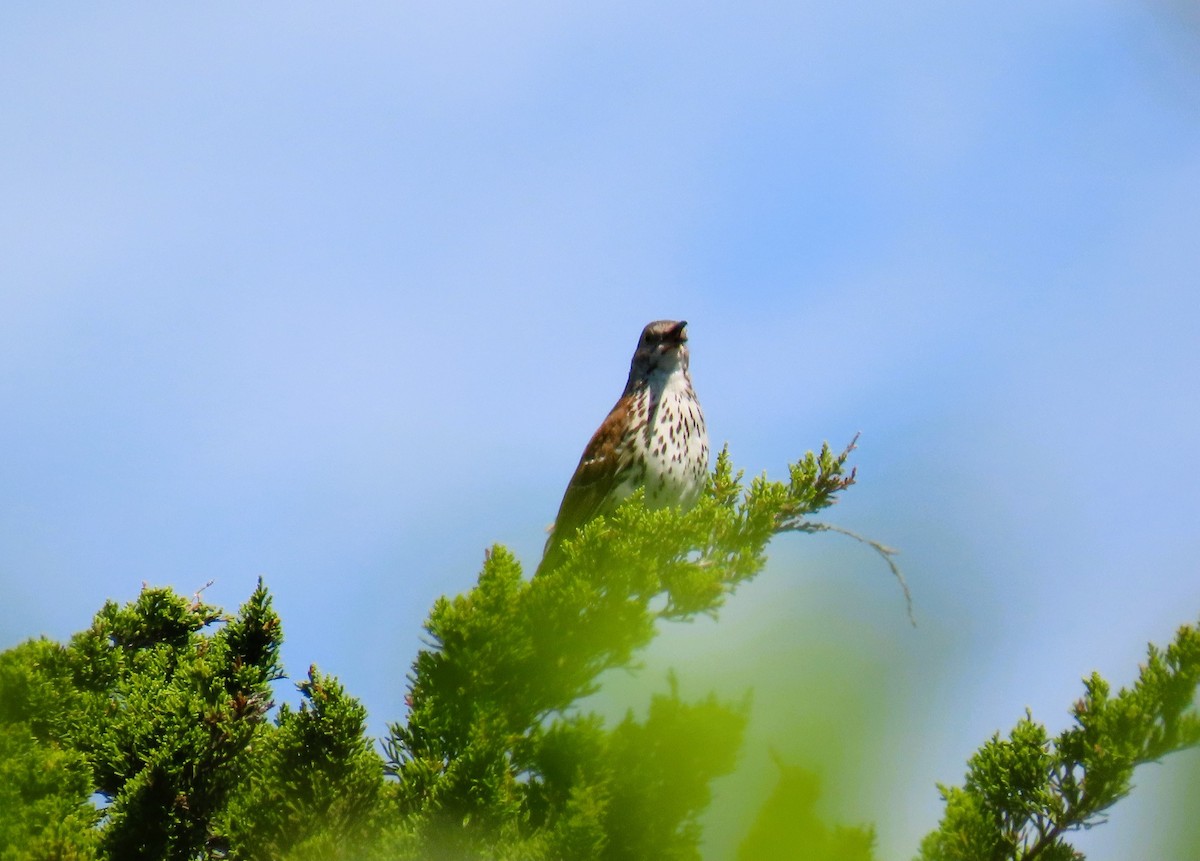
[639,368,709,509]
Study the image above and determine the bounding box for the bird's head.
[630,319,690,380]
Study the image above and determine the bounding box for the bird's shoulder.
[552,393,643,533]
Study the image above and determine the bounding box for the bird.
[537,319,709,575]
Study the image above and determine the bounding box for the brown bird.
[537,320,709,575]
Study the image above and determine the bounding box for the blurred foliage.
[737,755,874,861]
[381,443,858,860]
[1156,749,1200,857]
[0,441,1196,859]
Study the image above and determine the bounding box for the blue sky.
[2,2,1199,857]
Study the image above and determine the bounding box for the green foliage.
[0,439,1196,861]
[599,683,747,860]
[221,667,388,861]
[381,442,858,860]
[0,721,99,861]
[0,581,293,860]
[737,757,874,861]
[917,620,1200,861]
[75,583,282,859]
[0,638,98,860]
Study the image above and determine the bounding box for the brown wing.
[537,398,634,574]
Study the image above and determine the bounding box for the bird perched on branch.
[537,320,709,575]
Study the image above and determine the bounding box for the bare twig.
[191,579,216,610]
[782,521,915,627]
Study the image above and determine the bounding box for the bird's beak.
[672,320,689,342]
